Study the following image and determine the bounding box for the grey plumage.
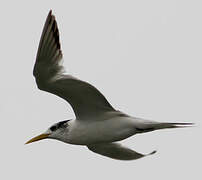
[26,10,193,161]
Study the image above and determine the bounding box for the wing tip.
[48,9,52,16]
[148,150,157,156]
[36,9,62,62]
[46,10,55,26]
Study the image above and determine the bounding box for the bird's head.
[25,120,70,144]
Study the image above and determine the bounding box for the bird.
[26,10,193,161]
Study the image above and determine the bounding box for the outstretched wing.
[88,143,156,160]
[34,10,115,119]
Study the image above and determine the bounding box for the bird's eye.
[50,125,57,131]
[58,121,67,128]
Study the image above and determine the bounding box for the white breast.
[66,116,137,145]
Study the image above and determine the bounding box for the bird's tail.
[136,121,194,133]
[152,122,194,130]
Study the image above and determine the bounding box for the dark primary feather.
[33,10,115,119]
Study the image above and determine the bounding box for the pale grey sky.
[0,0,201,179]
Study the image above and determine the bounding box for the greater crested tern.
[26,10,193,160]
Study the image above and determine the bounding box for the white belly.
[67,117,137,145]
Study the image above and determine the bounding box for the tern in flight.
[26,10,193,160]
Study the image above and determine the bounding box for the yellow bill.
[25,133,50,144]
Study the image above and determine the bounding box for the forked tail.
[136,122,194,133]
[154,122,194,130]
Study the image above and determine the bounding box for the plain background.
[0,0,201,179]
